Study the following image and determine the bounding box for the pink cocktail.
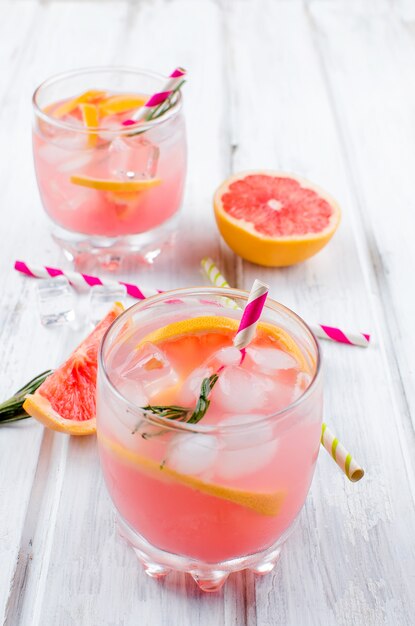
[96,288,323,591]
[32,68,187,266]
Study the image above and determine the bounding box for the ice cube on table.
[246,346,297,373]
[217,414,277,479]
[117,342,179,399]
[211,366,271,413]
[88,284,127,326]
[167,434,218,476]
[178,366,211,406]
[36,276,75,327]
[106,136,159,180]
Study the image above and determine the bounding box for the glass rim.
[99,286,322,434]
[32,66,183,135]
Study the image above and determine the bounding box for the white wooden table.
[1,0,415,624]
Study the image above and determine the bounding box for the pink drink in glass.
[97,289,322,591]
[32,68,187,265]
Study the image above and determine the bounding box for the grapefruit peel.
[23,302,124,436]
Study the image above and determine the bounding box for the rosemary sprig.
[134,373,219,436]
[146,79,186,122]
[128,80,186,137]
[140,405,189,421]
[0,370,52,424]
[187,374,218,424]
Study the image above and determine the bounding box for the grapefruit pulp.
[23,302,124,435]
[214,171,341,267]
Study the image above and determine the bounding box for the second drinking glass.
[32,67,187,268]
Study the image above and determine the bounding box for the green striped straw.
[321,423,364,482]
[201,257,365,483]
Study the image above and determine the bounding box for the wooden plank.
[309,1,415,434]
[1,1,244,625]
[0,2,78,621]
[228,1,415,624]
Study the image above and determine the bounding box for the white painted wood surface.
[1,1,415,624]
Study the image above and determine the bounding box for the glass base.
[116,513,298,592]
[50,212,180,272]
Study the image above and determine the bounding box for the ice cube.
[49,179,90,212]
[292,372,312,401]
[217,414,277,479]
[219,414,273,448]
[38,143,71,165]
[58,152,94,172]
[118,342,179,399]
[210,346,241,367]
[211,366,271,413]
[116,378,148,406]
[246,346,297,373]
[106,136,159,180]
[217,441,277,479]
[112,378,149,433]
[266,378,296,412]
[167,434,218,476]
[36,276,75,327]
[178,366,211,406]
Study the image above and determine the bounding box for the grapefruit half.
[23,302,124,435]
[214,171,341,267]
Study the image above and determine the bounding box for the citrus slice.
[99,433,284,516]
[214,171,341,267]
[69,174,162,193]
[139,316,239,345]
[80,103,99,147]
[51,89,107,119]
[23,302,124,435]
[98,94,147,116]
[136,315,310,372]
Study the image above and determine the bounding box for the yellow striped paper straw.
[321,423,364,482]
[201,257,239,310]
[201,257,231,288]
[201,257,365,483]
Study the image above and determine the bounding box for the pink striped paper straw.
[233,279,269,351]
[201,258,371,348]
[310,324,370,348]
[123,67,186,125]
[14,261,158,300]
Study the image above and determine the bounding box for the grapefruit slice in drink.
[23,302,124,435]
[99,433,284,516]
[69,174,161,193]
[214,171,341,267]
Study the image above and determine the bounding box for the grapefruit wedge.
[214,171,341,267]
[23,302,124,435]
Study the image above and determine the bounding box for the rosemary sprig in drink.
[0,370,52,424]
[187,374,218,425]
[134,373,219,436]
[146,80,186,122]
[129,80,186,137]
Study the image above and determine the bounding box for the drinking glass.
[32,67,187,269]
[96,288,322,591]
